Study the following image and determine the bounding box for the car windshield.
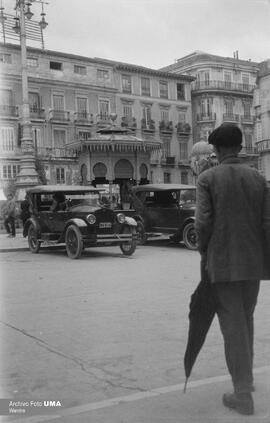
[66,192,101,209]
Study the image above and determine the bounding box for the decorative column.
[5,0,48,200]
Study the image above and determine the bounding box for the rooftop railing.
[192,80,255,93]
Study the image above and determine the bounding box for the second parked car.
[129,183,197,250]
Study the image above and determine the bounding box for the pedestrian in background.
[4,193,16,238]
[20,193,30,227]
[195,123,270,416]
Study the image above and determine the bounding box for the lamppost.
[10,0,48,199]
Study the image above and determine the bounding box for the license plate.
[99,222,112,228]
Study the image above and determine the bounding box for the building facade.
[254,60,270,182]
[161,51,259,167]
[0,43,194,200]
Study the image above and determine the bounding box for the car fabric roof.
[132,184,196,192]
[27,185,101,194]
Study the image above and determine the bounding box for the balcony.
[166,156,175,165]
[121,116,137,130]
[96,114,111,127]
[76,131,92,142]
[197,113,216,122]
[240,146,258,155]
[74,112,94,126]
[30,107,45,120]
[240,115,255,125]
[256,139,270,153]
[150,158,160,165]
[0,105,18,117]
[0,145,21,155]
[161,156,176,166]
[49,110,70,123]
[36,147,77,159]
[223,114,239,122]
[159,120,173,134]
[192,80,255,94]
[141,119,155,132]
[176,122,191,135]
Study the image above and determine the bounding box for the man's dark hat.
[208,123,242,147]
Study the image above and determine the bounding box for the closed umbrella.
[183,259,217,392]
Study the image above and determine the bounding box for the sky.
[3,0,270,68]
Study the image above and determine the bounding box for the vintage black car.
[129,183,197,250]
[23,185,137,259]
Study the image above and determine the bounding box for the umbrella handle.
[183,377,188,393]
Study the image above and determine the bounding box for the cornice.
[0,42,195,82]
[0,72,118,93]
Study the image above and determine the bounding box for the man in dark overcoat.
[195,123,270,416]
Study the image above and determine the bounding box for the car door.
[46,210,69,233]
[150,190,180,232]
[178,188,196,223]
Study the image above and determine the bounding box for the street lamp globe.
[24,2,33,19]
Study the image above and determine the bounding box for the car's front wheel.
[120,226,137,256]
[65,225,83,259]
[28,224,41,254]
[183,222,198,250]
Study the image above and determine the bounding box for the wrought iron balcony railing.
[166,156,175,165]
[159,120,173,133]
[192,80,256,93]
[240,115,255,124]
[76,131,92,142]
[256,139,270,153]
[35,146,77,158]
[121,116,137,130]
[97,114,110,125]
[74,112,94,124]
[176,122,191,134]
[240,146,258,155]
[197,113,216,122]
[49,110,70,122]
[30,107,45,119]
[141,119,155,131]
[161,156,176,166]
[223,113,239,122]
[0,105,19,117]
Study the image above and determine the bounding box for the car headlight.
[116,213,125,224]
[86,214,96,224]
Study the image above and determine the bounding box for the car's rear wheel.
[183,222,198,250]
[120,226,136,256]
[136,221,147,245]
[28,224,41,254]
[65,225,83,259]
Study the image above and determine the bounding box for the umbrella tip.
[183,377,188,393]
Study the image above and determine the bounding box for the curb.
[0,245,65,253]
[0,247,29,253]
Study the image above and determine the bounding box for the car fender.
[23,218,41,238]
[133,214,144,224]
[66,218,88,228]
[124,216,137,227]
[181,216,195,230]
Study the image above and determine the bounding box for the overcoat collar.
[220,154,241,165]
